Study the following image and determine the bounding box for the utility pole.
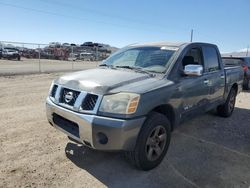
[190,29,193,42]
[246,45,249,56]
[38,44,41,73]
[71,46,74,70]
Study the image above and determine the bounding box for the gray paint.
[47,42,244,151]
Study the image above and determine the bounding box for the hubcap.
[145,125,167,161]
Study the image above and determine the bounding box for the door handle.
[204,80,209,84]
[220,75,225,79]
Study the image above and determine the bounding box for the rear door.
[202,46,225,102]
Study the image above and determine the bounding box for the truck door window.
[182,48,203,68]
[203,47,220,72]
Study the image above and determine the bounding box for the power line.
[0,1,182,35]
[0,0,194,40]
[39,0,164,28]
[39,0,194,34]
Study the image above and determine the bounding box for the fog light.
[97,132,108,145]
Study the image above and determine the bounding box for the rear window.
[222,58,244,66]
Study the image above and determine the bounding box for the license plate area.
[52,113,80,138]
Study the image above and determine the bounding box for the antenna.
[190,29,193,42]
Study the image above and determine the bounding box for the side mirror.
[184,64,203,76]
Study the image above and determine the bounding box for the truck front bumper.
[46,98,146,151]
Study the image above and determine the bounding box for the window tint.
[222,58,243,66]
[182,48,203,68]
[203,46,220,72]
[111,49,139,66]
[104,47,177,73]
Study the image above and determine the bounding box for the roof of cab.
[128,41,188,48]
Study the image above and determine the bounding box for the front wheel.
[125,112,171,171]
[217,88,236,117]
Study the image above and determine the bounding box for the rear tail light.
[242,65,248,72]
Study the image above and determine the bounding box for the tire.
[217,88,237,117]
[125,112,171,171]
[243,77,249,90]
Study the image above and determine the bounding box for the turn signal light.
[127,97,140,114]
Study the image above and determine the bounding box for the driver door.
[175,46,210,118]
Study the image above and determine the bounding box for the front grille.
[60,88,80,106]
[81,94,98,110]
[50,85,58,98]
[52,113,79,138]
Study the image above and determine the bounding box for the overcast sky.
[0,0,249,52]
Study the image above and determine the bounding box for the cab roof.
[128,41,187,48]
[128,41,217,49]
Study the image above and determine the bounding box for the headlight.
[99,93,140,114]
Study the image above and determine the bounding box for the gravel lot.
[0,59,99,75]
[0,73,250,188]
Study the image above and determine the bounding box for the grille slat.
[52,86,99,111]
[81,94,98,111]
[59,88,80,106]
[50,85,58,98]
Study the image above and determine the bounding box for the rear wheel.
[125,112,171,171]
[217,88,237,117]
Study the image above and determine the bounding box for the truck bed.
[224,66,244,96]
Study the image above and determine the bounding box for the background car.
[222,57,250,90]
[2,47,21,61]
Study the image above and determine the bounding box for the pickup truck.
[1,48,21,60]
[222,56,250,90]
[46,42,243,170]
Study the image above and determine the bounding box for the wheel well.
[232,83,238,93]
[151,104,175,131]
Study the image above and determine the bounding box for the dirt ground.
[0,73,250,188]
[0,59,99,75]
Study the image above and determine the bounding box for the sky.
[0,0,249,52]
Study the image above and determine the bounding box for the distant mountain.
[222,48,249,57]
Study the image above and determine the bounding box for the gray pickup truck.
[46,42,243,170]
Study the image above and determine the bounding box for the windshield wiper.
[99,64,115,68]
[99,63,109,67]
[115,66,156,76]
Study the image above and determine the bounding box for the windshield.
[103,46,178,73]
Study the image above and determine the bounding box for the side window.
[182,48,203,68]
[203,46,220,72]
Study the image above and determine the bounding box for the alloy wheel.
[145,125,167,161]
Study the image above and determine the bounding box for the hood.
[55,68,168,95]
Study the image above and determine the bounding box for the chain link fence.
[0,41,114,75]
